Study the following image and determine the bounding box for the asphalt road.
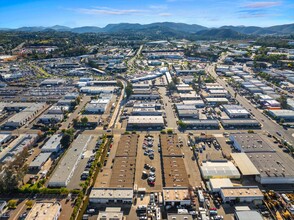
[206,64,294,145]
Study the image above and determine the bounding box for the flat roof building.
[247,152,294,184]
[48,134,93,187]
[268,109,294,122]
[229,133,275,153]
[127,116,164,128]
[220,186,263,204]
[200,161,240,180]
[235,211,263,220]
[96,207,123,220]
[89,188,133,204]
[163,187,191,206]
[29,152,52,170]
[25,202,61,220]
[41,134,62,153]
[222,105,250,118]
[209,178,233,192]
[231,153,260,176]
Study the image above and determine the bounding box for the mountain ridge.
[1,22,293,36]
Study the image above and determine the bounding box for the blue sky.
[0,0,293,28]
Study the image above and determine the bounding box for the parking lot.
[67,134,100,190]
[134,134,163,192]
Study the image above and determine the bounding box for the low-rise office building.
[89,188,133,204]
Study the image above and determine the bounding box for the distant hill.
[195,28,245,39]
[220,23,294,35]
[1,22,294,38]
[71,26,102,33]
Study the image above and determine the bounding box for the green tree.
[178,120,187,130]
[278,95,287,109]
[125,82,133,98]
[80,117,88,126]
[7,200,18,209]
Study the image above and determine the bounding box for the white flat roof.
[201,161,240,179]
[90,188,133,199]
[231,153,260,176]
[209,178,233,190]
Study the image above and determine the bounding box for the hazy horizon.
[0,0,293,28]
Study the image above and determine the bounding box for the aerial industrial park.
[0,22,294,220]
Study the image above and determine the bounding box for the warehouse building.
[209,178,233,193]
[131,108,162,116]
[222,105,250,118]
[163,187,191,206]
[38,114,64,124]
[182,120,219,129]
[40,78,65,86]
[97,207,123,220]
[25,202,61,220]
[85,103,107,114]
[235,211,263,220]
[0,134,38,163]
[229,133,275,153]
[220,119,260,129]
[127,116,164,129]
[178,109,199,119]
[268,109,294,122]
[247,152,294,184]
[89,188,133,204]
[48,135,92,187]
[41,134,62,153]
[47,105,69,114]
[231,153,260,176]
[3,103,46,128]
[200,161,240,180]
[0,133,12,145]
[220,186,263,204]
[28,152,52,170]
[205,98,229,106]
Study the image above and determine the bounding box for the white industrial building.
[48,135,92,187]
[3,103,45,128]
[209,178,233,193]
[29,152,52,170]
[25,202,61,220]
[0,133,12,145]
[89,188,133,204]
[163,187,191,206]
[41,134,62,153]
[38,114,64,124]
[85,103,107,113]
[47,105,69,114]
[127,116,164,128]
[222,105,250,118]
[229,133,275,153]
[268,109,294,121]
[220,186,263,204]
[200,161,240,180]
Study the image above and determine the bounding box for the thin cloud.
[73,7,144,15]
[158,13,172,17]
[243,1,282,9]
[149,5,168,10]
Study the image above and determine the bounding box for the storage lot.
[134,134,163,192]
